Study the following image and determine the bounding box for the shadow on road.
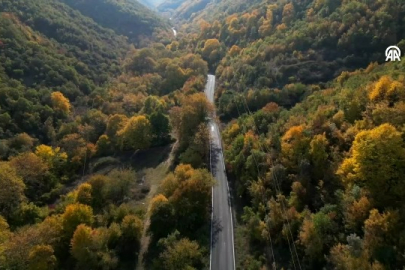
[211,215,223,248]
[210,144,222,176]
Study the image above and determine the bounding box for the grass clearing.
[129,145,173,270]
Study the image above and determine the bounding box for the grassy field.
[124,145,174,270]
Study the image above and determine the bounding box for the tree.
[157,231,204,270]
[259,18,272,37]
[329,242,384,270]
[9,153,51,202]
[149,111,170,145]
[0,162,26,218]
[149,194,176,239]
[299,211,336,265]
[96,134,112,156]
[62,203,94,237]
[35,145,68,170]
[76,183,92,205]
[105,169,135,203]
[0,215,11,244]
[179,123,209,168]
[368,75,405,104]
[106,114,128,139]
[10,202,46,227]
[59,133,87,163]
[51,91,71,115]
[170,167,214,235]
[202,39,221,59]
[170,93,212,152]
[281,125,310,170]
[363,209,399,257]
[1,215,63,269]
[8,133,35,155]
[70,224,96,266]
[81,109,108,142]
[88,175,108,209]
[142,96,164,115]
[309,133,329,179]
[118,115,152,150]
[282,3,295,25]
[338,124,405,208]
[345,196,371,232]
[119,215,143,259]
[229,45,241,57]
[28,245,57,270]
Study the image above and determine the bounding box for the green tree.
[157,231,204,270]
[76,183,92,205]
[309,133,329,179]
[88,175,108,209]
[28,245,57,270]
[9,153,52,202]
[119,215,143,260]
[149,194,176,239]
[170,167,214,235]
[106,169,135,203]
[0,162,26,218]
[150,111,170,145]
[96,134,112,156]
[118,115,152,150]
[106,114,128,139]
[70,224,96,266]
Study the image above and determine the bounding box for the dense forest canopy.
[60,0,168,43]
[167,0,405,269]
[2,0,405,269]
[0,0,212,269]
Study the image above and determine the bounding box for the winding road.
[205,75,236,270]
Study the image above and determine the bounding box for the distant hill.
[61,0,169,43]
[137,0,166,8]
[157,0,257,22]
[0,0,130,90]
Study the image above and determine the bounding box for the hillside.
[158,0,262,24]
[176,0,405,269]
[179,0,405,116]
[0,0,130,142]
[222,57,405,270]
[2,0,405,270]
[0,1,215,269]
[138,0,166,8]
[61,0,169,43]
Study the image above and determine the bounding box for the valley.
[1,0,405,270]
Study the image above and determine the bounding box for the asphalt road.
[205,75,236,270]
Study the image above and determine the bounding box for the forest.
[0,0,212,269]
[176,0,405,269]
[1,0,405,269]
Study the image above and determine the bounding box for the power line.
[239,93,303,270]
[233,97,277,270]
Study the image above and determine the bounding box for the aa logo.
[386,46,401,62]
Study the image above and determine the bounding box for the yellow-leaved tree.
[51,91,71,115]
[338,123,405,208]
[281,125,310,170]
[369,75,405,103]
[118,115,152,151]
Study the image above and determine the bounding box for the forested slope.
[179,0,405,117]
[0,1,214,269]
[170,0,405,269]
[61,0,168,43]
[222,56,405,270]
